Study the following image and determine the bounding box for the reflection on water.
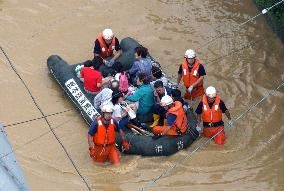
[0,0,283,190]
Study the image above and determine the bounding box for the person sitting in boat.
[176,49,206,103]
[114,62,130,94]
[111,90,132,131]
[80,58,111,95]
[195,86,233,145]
[94,28,122,77]
[88,104,130,164]
[150,66,168,88]
[129,46,152,85]
[170,89,189,110]
[149,80,172,128]
[152,95,188,136]
[93,79,119,110]
[126,72,154,123]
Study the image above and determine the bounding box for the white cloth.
[115,73,121,81]
[150,76,168,89]
[93,88,113,109]
[112,104,123,118]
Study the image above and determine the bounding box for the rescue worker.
[176,49,206,103]
[195,86,233,145]
[88,104,130,164]
[94,28,122,77]
[153,95,188,136]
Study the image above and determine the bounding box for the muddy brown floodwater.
[0,0,283,191]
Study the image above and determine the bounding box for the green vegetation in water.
[255,0,284,26]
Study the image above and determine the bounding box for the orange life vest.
[97,33,116,59]
[201,95,222,124]
[93,118,116,146]
[166,101,188,134]
[181,59,204,99]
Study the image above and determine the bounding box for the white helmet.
[206,86,217,98]
[101,104,114,113]
[102,28,114,40]
[184,49,196,59]
[160,95,173,107]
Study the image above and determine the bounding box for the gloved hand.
[228,119,234,126]
[187,85,193,93]
[122,140,130,151]
[89,147,95,158]
[196,122,203,133]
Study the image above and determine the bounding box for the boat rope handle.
[0,46,92,191]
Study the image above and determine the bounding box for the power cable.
[0,46,92,191]
[140,80,284,191]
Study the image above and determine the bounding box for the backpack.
[119,72,129,93]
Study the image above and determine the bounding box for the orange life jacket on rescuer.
[97,33,116,59]
[93,118,116,146]
[182,58,203,88]
[201,95,222,124]
[166,101,188,134]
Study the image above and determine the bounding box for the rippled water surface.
[0,0,283,190]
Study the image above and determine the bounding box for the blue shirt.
[129,58,152,77]
[88,119,120,136]
[167,114,177,126]
[127,84,154,115]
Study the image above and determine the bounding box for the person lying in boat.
[195,86,233,145]
[150,66,168,88]
[149,80,173,128]
[80,58,111,95]
[94,28,122,77]
[93,79,119,110]
[88,104,130,165]
[152,95,188,136]
[126,72,154,123]
[129,46,152,85]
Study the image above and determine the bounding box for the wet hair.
[153,80,164,89]
[83,60,93,67]
[171,89,182,98]
[92,56,104,70]
[152,66,163,79]
[110,80,119,91]
[137,72,150,84]
[134,46,148,58]
[111,90,124,105]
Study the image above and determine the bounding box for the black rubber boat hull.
[47,37,199,156]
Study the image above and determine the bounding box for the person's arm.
[195,102,203,124]
[160,114,177,135]
[225,110,231,120]
[191,76,204,88]
[129,61,139,75]
[112,38,122,60]
[127,88,143,102]
[93,39,101,58]
[177,65,182,85]
[88,134,94,149]
[88,121,98,150]
[192,64,206,88]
